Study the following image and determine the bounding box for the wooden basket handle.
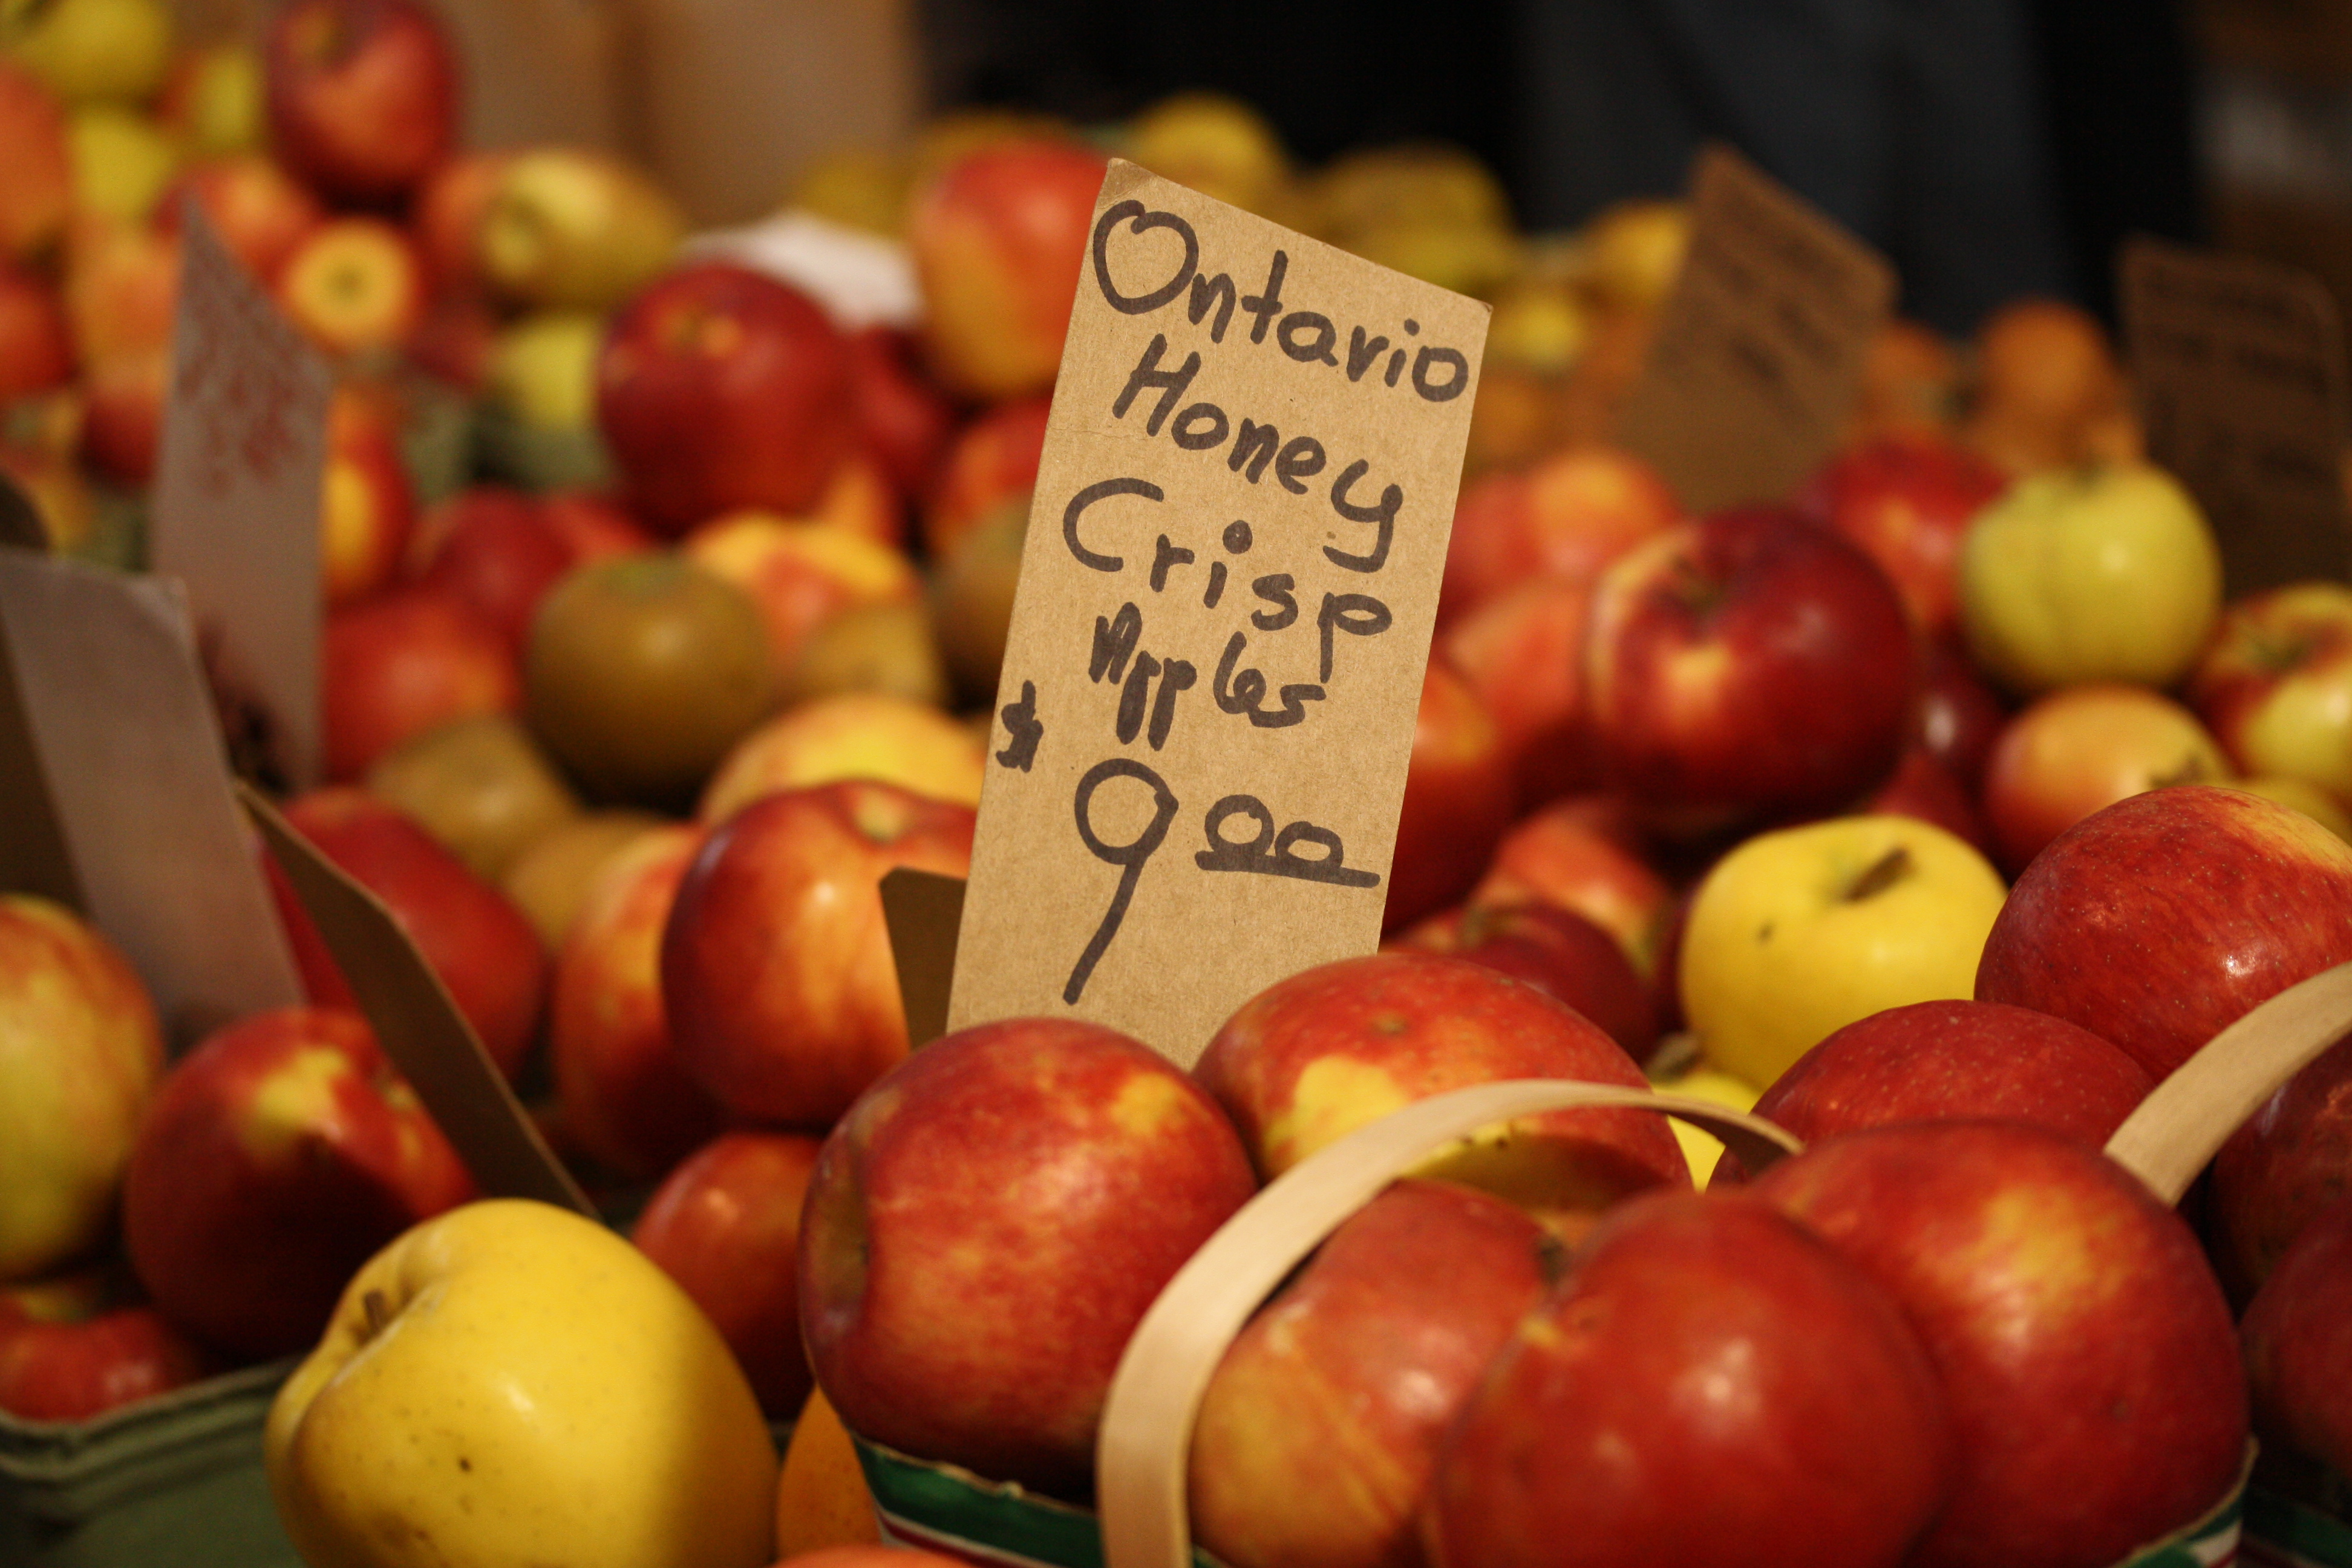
[2104,957,2352,1204]
[1094,1080,1804,1568]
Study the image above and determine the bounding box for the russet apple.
[664,779,974,1127]
[1795,428,2008,641]
[595,261,855,536]
[261,0,457,204]
[630,1129,823,1418]
[1423,1189,1953,1568]
[1195,952,1685,1229]
[1385,662,1517,935]
[1437,443,1681,626]
[1753,1120,2248,1568]
[0,893,163,1283]
[1680,814,2009,1090]
[1956,459,2222,696]
[1189,1180,1555,1568]
[797,1016,1257,1497]
[1978,682,2230,874]
[2188,580,2352,804]
[322,585,521,781]
[1975,782,2352,1082]
[548,822,722,1180]
[699,691,985,820]
[267,1198,779,1568]
[1583,505,1916,836]
[272,786,549,1082]
[907,139,1108,403]
[121,1005,475,1360]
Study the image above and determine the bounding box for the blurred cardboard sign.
[241,784,595,1216]
[0,542,302,1047]
[2120,237,2352,595]
[1617,143,1897,512]
[947,160,1489,1068]
[148,202,333,793]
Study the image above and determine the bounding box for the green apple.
[1681,813,2009,1089]
[1957,459,2223,696]
[266,1198,779,1568]
[1,0,172,106]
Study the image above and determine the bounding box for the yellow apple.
[1680,814,2009,1089]
[1,0,172,107]
[266,1198,778,1568]
[1956,459,2222,696]
[1644,1059,1763,1189]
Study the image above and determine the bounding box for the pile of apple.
[4,7,2352,1565]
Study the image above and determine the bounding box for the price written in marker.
[947,161,1488,1068]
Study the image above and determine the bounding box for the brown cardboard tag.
[240,783,595,1215]
[1615,143,1897,512]
[879,866,964,1050]
[0,547,301,1046]
[2119,237,2352,595]
[946,160,1488,1068]
[148,200,333,791]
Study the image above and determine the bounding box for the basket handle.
[1094,1080,1805,1568]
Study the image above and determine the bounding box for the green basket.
[0,1360,302,1568]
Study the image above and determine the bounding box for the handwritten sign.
[946,160,1488,1067]
[0,545,302,1047]
[2120,237,2352,595]
[1616,143,1896,512]
[148,200,333,791]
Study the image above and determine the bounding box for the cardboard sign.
[1616,143,1897,512]
[0,546,301,1047]
[148,201,333,792]
[880,866,965,1051]
[241,785,595,1215]
[2120,237,2352,595]
[947,160,1488,1067]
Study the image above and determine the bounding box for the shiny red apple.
[261,0,459,204]
[1795,429,2008,642]
[1384,662,1516,935]
[321,586,520,782]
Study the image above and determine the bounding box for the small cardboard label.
[1615,143,1897,512]
[148,200,333,791]
[879,866,965,1051]
[2120,237,2352,595]
[241,784,595,1215]
[0,545,302,1046]
[946,160,1488,1067]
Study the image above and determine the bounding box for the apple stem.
[1843,845,1912,902]
[361,1289,393,1341]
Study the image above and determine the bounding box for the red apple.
[1583,505,1916,836]
[1975,782,2352,1082]
[159,154,324,286]
[1469,794,1675,981]
[119,1005,475,1361]
[321,586,521,782]
[2187,581,2352,805]
[1195,952,1685,1230]
[844,324,956,506]
[1437,575,1601,810]
[796,1016,1256,1497]
[1855,745,1994,857]
[2240,1194,2352,1479]
[261,0,459,205]
[1424,1188,1953,1568]
[907,138,1108,403]
[1753,1120,2247,1568]
[410,149,513,294]
[1914,639,2010,794]
[403,289,497,391]
[1733,999,2151,1172]
[1384,662,1516,935]
[0,1286,215,1423]
[662,779,975,1127]
[76,347,167,486]
[271,786,549,1082]
[408,485,577,656]
[1422,900,1662,1061]
[0,59,69,262]
[921,393,1049,561]
[0,893,164,1285]
[62,219,178,368]
[275,215,426,360]
[595,261,856,536]
[1438,443,1682,625]
[1794,429,2008,641]
[321,384,417,607]
[1977,682,2230,875]
[681,513,921,685]
[630,1129,822,1417]
[1189,1180,1555,1568]
[0,259,71,402]
[547,823,722,1181]
[2207,1032,2352,1302]
[534,487,658,563]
